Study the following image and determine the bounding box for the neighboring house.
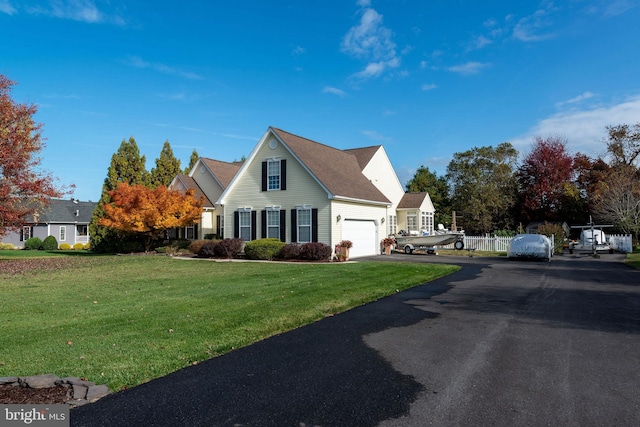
[397,192,435,235]
[1,198,97,248]
[172,126,435,258]
[169,158,243,240]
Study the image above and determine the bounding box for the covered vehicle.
[507,234,552,261]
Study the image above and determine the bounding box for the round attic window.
[269,138,278,149]
[200,166,206,174]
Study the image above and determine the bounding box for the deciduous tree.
[517,136,579,223]
[0,74,67,237]
[446,142,518,234]
[90,136,150,252]
[99,183,203,252]
[592,165,640,243]
[605,123,640,167]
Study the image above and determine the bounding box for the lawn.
[0,252,459,391]
[627,247,640,270]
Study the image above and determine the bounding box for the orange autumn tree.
[99,183,203,252]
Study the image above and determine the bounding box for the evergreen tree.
[90,136,150,252]
[184,149,199,175]
[150,140,181,188]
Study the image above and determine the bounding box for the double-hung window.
[421,212,433,234]
[267,159,280,190]
[59,226,66,242]
[388,215,397,235]
[266,209,280,239]
[407,213,417,232]
[239,210,252,241]
[297,208,312,243]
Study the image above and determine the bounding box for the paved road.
[71,252,640,426]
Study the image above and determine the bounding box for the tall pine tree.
[150,140,181,188]
[89,137,150,252]
[184,149,199,175]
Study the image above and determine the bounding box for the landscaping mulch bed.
[0,385,71,404]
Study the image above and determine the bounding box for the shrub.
[189,239,214,254]
[42,235,58,251]
[204,234,220,240]
[279,243,302,260]
[24,237,43,250]
[244,238,286,260]
[217,238,244,258]
[299,242,332,261]
[0,242,16,250]
[537,222,566,254]
[198,241,218,258]
[73,243,85,250]
[59,243,72,250]
[83,242,91,250]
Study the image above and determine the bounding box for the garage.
[342,220,378,258]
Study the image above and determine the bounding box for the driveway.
[71,252,640,426]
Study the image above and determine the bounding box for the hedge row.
[196,238,332,261]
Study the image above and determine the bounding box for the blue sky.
[2,0,639,201]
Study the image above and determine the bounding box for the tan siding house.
[173,126,435,258]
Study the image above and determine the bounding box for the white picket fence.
[441,235,513,252]
[608,234,634,253]
[441,233,633,253]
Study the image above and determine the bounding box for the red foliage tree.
[98,183,203,252]
[517,136,578,222]
[0,74,67,237]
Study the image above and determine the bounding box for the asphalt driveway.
[71,252,640,426]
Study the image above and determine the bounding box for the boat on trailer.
[394,225,465,254]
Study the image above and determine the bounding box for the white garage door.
[342,220,378,258]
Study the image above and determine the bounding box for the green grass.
[627,247,640,270]
[0,254,459,391]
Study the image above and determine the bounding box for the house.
[170,127,435,258]
[169,158,243,240]
[1,198,97,248]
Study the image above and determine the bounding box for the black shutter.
[216,215,221,238]
[261,210,267,239]
[251,211,257,241]
[281,159,287,191]
[234,211,239,238]
[280,209,286,242]
[291,209,297,243]
[312,209,318,242]
[261,161,268,192]
[194,224,198,240]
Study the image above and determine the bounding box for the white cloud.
[511,94,640,157]
[0,0,16,15]
[512,8,555,42]
[25,0,125,25]
[322,86,346,97]
[602,0,636,17]
[292,45,305,55]
[421,83,437,91]
[125,55,203,80]
[447,61,491,75]
[555,91,596,108]
[341,3,400,79]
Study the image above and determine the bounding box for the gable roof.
[397,192,431,210]
[31,199,97,224]
[344,146,381,170]
[173,174,214,208]
[270,128,390,204]
[198,158,243,189]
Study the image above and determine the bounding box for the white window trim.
[60,226,66,242]
[267,158,281,191]
[296,206,312,243]
[266,208,280,239]
[238,209,252,241]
